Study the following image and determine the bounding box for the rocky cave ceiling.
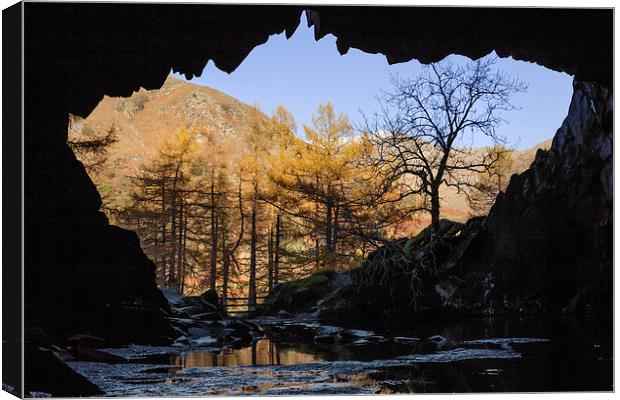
[24,4,612,124]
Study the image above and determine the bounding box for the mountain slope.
[69,76,268,201]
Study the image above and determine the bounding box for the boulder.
[24,346,104,397]
[171,289,226,320]
[26,215,175,346]
[262,269,338,314]
[314,334,337,344]
[316,219,484,325]
[276,310,294,318]
[200,289,220,308]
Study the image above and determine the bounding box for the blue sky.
[174,14,573,149]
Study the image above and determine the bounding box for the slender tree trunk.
[169,184,178,286]
[180,206,187,295]
[326,199,333,256]
[432,154,450,237]
[333,204,339,259]
[177,196,184,292]
[169,159,185,287]
[430,186,441,236]
[268,223,274,292]
[248,200,257,310]
[210,171,218,291]
[161,178,167,282]
[315,239,320,269]
[222,236,229,307]
[274,213,281,286]
[315,200,320,269]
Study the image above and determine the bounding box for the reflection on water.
[171,339,323,368]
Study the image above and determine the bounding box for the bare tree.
[364,57,526,235]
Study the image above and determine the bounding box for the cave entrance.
[16,5,613,397]
[67,11,573,307]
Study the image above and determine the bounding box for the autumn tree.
[127,156,173,285]
[263,106,298,290]
[268,103,381,271]
[365,57,526,236]
[240,105,275,309]
[219,170,245,305]
[124,126,199,291]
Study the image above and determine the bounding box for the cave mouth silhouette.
[13,4,613,396]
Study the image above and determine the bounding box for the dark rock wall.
[25,128,174,344]
[22,4,612,343]
[464,81,613,314]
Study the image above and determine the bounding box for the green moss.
[404,232,425,256]
[438,219,462,237]
[404,219,463,255]
[314,268,335,278]
[282,269,334,292]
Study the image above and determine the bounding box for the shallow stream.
[67,315,612,396]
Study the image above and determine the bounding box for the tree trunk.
[274,213,281,286]
[315,200,320,269]
[169,159,184,287]
[210,171,218,291]
[222,234,229,307]
[169,183,178,286]
[430,187,441,236]
[160,178,167,283]
[315,239,320,269]
[326,199,333,256]
[180,205,187,295]
[248,202,257,310]
[177,196,184,293]
[333,204,339,259]
[267,223,274,292]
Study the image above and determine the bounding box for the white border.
[0,1,616,400]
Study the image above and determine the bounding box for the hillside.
[69,76,269,206]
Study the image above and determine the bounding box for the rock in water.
[314,334,337,344]
[262,269,346,314]
[277,310,294,318]
[25,346,104,397]
[200,289,220,308]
